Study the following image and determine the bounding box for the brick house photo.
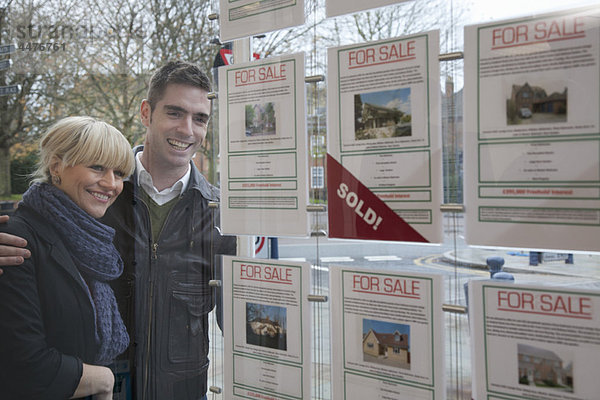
[517,343,573,392]
[362,319,411,370]
[506,82,567,125]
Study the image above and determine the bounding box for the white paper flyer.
[469,280,600,400]
[464,6,600,251]
[223,256,311,400]
[219,52,309,237]
[330,266,445,400]
[326,0,409,18]
[327,31,443,243]
[219,0,304,42]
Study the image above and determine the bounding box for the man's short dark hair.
[147,61,211,111]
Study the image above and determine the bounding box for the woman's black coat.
[0,204,99,399]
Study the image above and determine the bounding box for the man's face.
[140,83,211,170]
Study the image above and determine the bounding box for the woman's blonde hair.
[32,116,135,183]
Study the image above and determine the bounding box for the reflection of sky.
[360,88,411,114]
[363,318,410,337]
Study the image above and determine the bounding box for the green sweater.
[138,189,180,243]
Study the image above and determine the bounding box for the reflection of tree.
[264,102,275,126]
[506,99,518,124]
[246,303,260,321]
[0,0,80,195]
[245,105,255,128]
[354,94,364,132]
[246,103,276,134]
[1,0,222,195]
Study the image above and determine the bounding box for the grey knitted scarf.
[22,182,129,365]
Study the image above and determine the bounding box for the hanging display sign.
[326,31,443,243]
[0,59,12,71]
[469,280,600,400]
[0,85,20,96]
[219,52,310,237]
[326,0,409,18]
[327,154,428,242]
[464,6,600,251]
[219,49,260,66]
[330,266,445,400]
[219,0,304,42]
[0,43,16,55]
[223,256,311,400]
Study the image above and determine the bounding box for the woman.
[0,116,135,399]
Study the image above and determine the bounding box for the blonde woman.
[0,117,134,399]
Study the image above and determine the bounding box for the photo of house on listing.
[245,102,278,137]
[246,302,287,351]
[517,343,573,392]
[354,87,412,140]
[362,319,411,370]
[506,82,567,125]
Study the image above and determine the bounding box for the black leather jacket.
[102,147,236,399]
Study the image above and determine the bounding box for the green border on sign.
[228,180,298,191]
[232,354,303,400]
[391,209,433,224]
[479,185,600,200]
[228,0,297,21]
[476,11,600,142]
[478,206,600,226]
[371,189,433,202]
[230,259,304,364]
[340,270,436,388]
[486,395,520,400]
[343,370,435,400]
[478,138,600,184]
[228,196,299,210]
[481,284,600,398]
[226,58,298,155]
[336,34,432,154]
[227,151,298,180]
[340,149,432,189]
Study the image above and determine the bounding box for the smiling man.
[99,61,237,400]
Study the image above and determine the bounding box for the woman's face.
[53,163,125,218]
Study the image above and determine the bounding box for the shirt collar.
[135,151,191,198]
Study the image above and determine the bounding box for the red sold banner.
[326,154,428,242]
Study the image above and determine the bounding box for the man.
[0,61,236,400]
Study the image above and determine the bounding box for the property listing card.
[326,0,409,18]
[326,31,443,243]
[469,280,600,400]
[223,256,311,400]
[219,0,304,42]
[464,6,600,251]
[219,53,309,237]
[330,266,445,400]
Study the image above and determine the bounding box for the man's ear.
[49,156,63,177]
[140,99,152,128]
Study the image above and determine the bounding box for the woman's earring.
[52,175,62,185]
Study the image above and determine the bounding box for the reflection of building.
[518,344,567,387]
[510,83,567,114]
[442,76,463,203]
[307,107,327,208]
[363,329,410,364]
